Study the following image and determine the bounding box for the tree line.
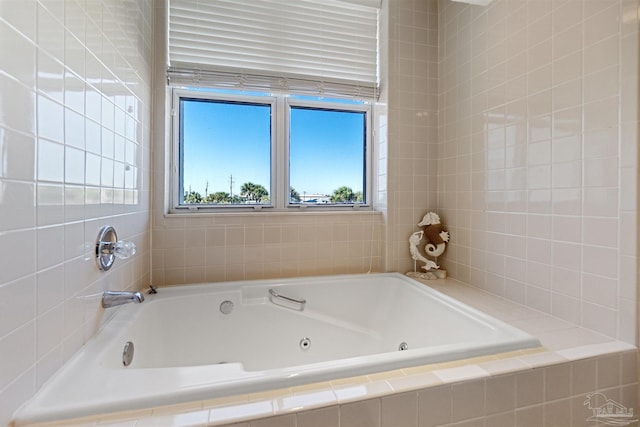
[183,183,363,204]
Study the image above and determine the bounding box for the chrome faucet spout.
[102,291,144,308]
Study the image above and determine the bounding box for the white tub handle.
[268,289,306,311]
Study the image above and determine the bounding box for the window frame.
[169,88,373,213]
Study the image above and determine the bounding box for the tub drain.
[398,342,408,351]
[299,337,311,350]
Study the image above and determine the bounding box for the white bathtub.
[14,273,539,424]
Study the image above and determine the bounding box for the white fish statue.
[409,230,439,271]
[407,212,450,279]
[417,212,450,258]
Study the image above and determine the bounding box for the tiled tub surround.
[150,212,385,286]
[0,0,153,425]
[2,0,639,425]
[14,278,637,427]
[435,0,640,345]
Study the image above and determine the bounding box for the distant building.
[299,193,330,204]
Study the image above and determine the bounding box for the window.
[177,93,274,206]
[167,0,379,212]
[288,103,368,205]
[172,89,371,210]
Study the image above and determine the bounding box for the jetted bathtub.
[14,273,540,424]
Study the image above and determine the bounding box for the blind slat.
[168,0,379,99]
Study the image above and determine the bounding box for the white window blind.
[168,0,380,99]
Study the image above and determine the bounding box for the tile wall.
[436,0,639,344]
[0,0,152,424]
[151,0,439,285]
[150,213,383,285]
[216,351,637,427]
[151,0,384,286]
[383,0,440,273]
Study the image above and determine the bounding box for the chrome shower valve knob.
[96,226,136,271]
[113,240,136,259]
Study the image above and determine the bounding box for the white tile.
[0,320,35,390]
[380,392,417,427]
[64,146,85,185]
[36,225,64,269]
[477,358,529,376]
[210,401,274,425]
[550,292,581,324]
[249,414,296,427]
[527,214,552,239]
[584,156,619,188]
[417,384,451,427]
[38,95,64,143]
[550,268,580,299]
[544,398,571,427]
[553,21,582,60]
[485,374,514,415]
[552,241,581,271]
[333,380,393,403]
[35,343,62,389]
[584,65,619,103]
[136,410,210,427]
[85,153,101,186]
[36,303,64,359]
[64,185,85,222]
[0,365,35,427]
[582,273,617,308]
[583,188,618,217]
[517,351,567,368]
[526,238,551,264]
[275,390,336,413]
[340,399,380,427]
[510,315,574,335]
[296,406,339,427]
[0,21,36,87]
[584,127,618,159]
[0,181,35,232]
[538,327,611,352]
[0,275,36,337]
[582,246,618,278]
[451,379,485,422]
[0,125,36,182]
[584,3,621,47]
[617,298,637,343]
[551,160,581,189]
[433,365,489,383]
[37,138,64,182]
[387,372,442,393]
[597,354,621,389]
[553,46,582,86]
[0,229,36,284]
[526,263,551,290]
[553,215,582,243]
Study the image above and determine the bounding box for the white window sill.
[164,208,382,219]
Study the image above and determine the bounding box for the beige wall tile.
[340,399,381,427]
[296,406,339,427]
[418,385,452,427]
[437,0,638,345]
[248,414,295,427]
[381,392,418,427]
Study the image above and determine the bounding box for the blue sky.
[181,98,365,199]
[182,100,271,197]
